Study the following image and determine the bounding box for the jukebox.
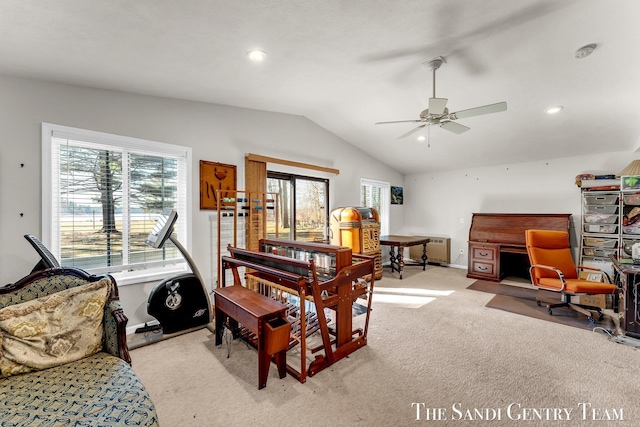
[329,206,382,279]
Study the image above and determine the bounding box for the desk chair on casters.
[525,229,619,325]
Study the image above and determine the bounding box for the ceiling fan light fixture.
[375,57,507,138]
[545,106,564,114]
[246,50,267,61]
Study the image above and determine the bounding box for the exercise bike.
[24,211,211,337]
[143,208,212,335]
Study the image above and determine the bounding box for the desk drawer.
[471,261,495,276]
[471,245,496,260]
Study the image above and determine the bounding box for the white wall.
[0,74,403,327]
[403,152,637,267]
[4,73,633,327]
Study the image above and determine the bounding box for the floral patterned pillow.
[0,278,111,377]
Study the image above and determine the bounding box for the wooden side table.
[379,235,430,279]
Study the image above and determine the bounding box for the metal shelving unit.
[579,190,620,276]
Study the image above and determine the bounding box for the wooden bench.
[213,284,290,389]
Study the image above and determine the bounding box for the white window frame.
[267,170,329,241]
[42,123,192,285]
[360,178,390,236]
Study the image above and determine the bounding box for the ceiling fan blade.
[375,119,423,125]
[450,101,507,120]
[429,98,448,115]
[397,124,426,139]
[440,121,470,134]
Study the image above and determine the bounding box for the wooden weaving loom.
[220,239,375,383]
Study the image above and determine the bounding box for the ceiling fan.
[375,57,507,139]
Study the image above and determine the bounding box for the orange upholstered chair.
[525,229,618,324]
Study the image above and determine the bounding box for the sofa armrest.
[103,299,132,365]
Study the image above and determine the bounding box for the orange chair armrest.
[577,265,613,283]
[529,264,566,291]
[530,264,563,274]
[578,265,600,271]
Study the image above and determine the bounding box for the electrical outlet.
[459,249,464,254]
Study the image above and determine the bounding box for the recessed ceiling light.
[417,136,426,141]
[575,43,596,59]
[545,106,564,114]
[246,50,267,61]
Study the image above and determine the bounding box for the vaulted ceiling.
[2,0,639,174]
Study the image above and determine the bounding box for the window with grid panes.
[360,178,390,236]
[42,123,191,284]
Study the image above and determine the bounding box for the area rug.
[468,280,616,332]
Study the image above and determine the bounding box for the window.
[361,178,390,236]
[267,172,329,242]
[42,123,191,285]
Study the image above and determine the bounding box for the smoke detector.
[575,44,597,59]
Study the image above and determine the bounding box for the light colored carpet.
[130,266,639,426]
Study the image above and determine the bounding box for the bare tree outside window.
[267,173,328,242]
[58,142,179,269]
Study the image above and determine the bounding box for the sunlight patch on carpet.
[373,287,454,308]
[374,287,454,297]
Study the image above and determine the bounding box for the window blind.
[45,124,190,281]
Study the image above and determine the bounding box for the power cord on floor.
[592,325,640,348]
[592,326,615,338]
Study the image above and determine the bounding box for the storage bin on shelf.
[583,224,618,234]
[622,223,640,235]
[583,204,619,215]
[621,238,640,259]
[582,237,618,248]
[621,175,640,191]
[584,194,619,205]
[582,247,617,257]
[623,193,640,205]
[583,214,618,224]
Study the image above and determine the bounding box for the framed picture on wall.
[200,161,237,210]
[391,186,403,205]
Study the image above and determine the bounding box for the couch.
[0,267,158,426]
